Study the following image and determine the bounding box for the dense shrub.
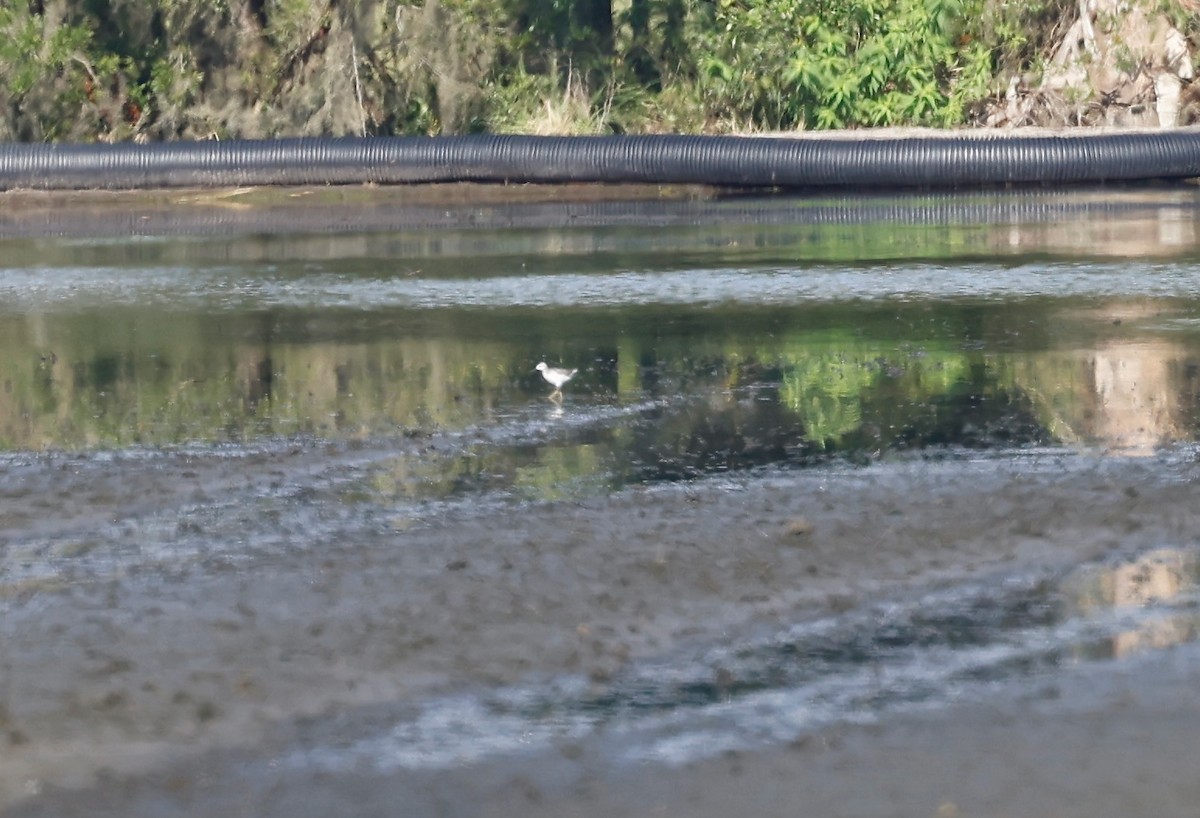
[0,0,1189,140]
[691,0,992,129]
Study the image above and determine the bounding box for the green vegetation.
[700,0,993,129]
[1,0,1191,141]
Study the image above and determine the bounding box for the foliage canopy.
[0,0,1189,141]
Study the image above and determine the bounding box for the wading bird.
[535,361,577,400]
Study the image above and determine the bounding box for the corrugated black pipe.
[1,132,1199,191]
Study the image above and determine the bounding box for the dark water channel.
[5,188,1200,781]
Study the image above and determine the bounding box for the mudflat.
[2,442,1198,817]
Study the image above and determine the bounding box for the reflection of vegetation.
[780,343,870,446]
[3,297,1199,475]
[8,195,1180,277]
[514,444,608,501]
[774,334,969,447]
[353,439,613,507]
[1063,548,1200,661]
[1003,353,1090,445]
[0,311,523,449]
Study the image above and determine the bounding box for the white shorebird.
[535,361,577,399]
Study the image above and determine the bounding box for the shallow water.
[5,188,1200,796]
[4,191,1200,479]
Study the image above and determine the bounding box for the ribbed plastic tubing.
[1,132,1199,190]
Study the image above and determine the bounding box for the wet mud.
[3,442,1200,816]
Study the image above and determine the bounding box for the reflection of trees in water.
[611,334,1051,482]
[1009,302,1200,453]
[1064,548,1200,660]
[2,301,1200,461]
[773,338,972,448]
[993,211,1199,258]
[0,313,523,448]
[1089,342,1181,454]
